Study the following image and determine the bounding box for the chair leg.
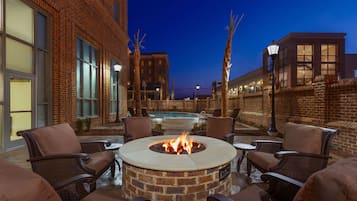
[110,162,115,178]
[247,160,252,176]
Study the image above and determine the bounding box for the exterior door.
[4,74,34,149]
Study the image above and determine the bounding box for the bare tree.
[221,12,243,117]
[133,30,146,116]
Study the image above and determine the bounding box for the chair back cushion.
[124,117,152,140]
[293,157,357,201]
[32,123,82,155]
[0,159,62,201]
[207,117,233,140]
[283,122,323,154]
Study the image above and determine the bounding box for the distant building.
[216,32,355,97]
[129,53,169,100]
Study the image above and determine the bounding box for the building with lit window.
[128,52,169,100]
[0,0,128,151]
[263,33,346,88]
[218,32,355,97]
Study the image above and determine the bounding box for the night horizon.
[128,0,357,98]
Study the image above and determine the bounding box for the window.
[354,69,357,78]
[148,60,152,66]
[110,60,120,114]
[278,48,288,88]
[36,13,50,127]
[296,45,313,85]
[321,44,337,76]
[76,39,98,117]
[113,0,119,23]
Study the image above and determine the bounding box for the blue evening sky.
[128,0,357,98]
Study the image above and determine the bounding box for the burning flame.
[162,132,199,155]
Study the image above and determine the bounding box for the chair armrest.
[261,172,303,201]
[253,140,283,153]
[271,151,329,182]
[80,140,111,153]
[224,133,235,144]
[29,153,90,162]
[28,154,96,186]
[152,130,164,136]
[207,194,234,201]
[54,173,95,191]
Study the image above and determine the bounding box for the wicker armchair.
[123,117,163,143]
[207,157,357,201]
[17,123,116,199]
[193,116,235,144]
[246,122,337,182]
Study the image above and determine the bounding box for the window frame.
[296,44,314,86]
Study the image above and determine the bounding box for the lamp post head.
[114,64,122,72]
[267,40,279,56]
[195,84,200,90]
[156,87,160,92]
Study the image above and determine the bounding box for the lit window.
[321,44,337,76]
[159,59,162,65]
[148,60,152,66]
[296,45,313,86]
[278,48,288,87]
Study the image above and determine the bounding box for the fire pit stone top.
[119,135,236,171]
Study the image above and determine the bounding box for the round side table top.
[233,143,256,150]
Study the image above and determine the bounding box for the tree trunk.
[221,12,242,117]
[133,31,143,116]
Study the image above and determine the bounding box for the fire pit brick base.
[122,162,232,201]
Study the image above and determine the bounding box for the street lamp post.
[114,64,122,123]
[267,41,279,134]
[195,84,200,98]
[155,87,160,100]
[195,84,200,112]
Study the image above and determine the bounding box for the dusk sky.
[128,0,357,98]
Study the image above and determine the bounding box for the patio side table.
[106,143,123,171]
[233,143,256,173]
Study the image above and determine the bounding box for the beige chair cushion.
[247,151,280,171]
[32,123,82,156]
[86,151,115,174]
[0,159,62,201]
[207,117,233,140]
[124,117,152,140]
[283,122,323,154]
[293,157,357,201]
[229,184,268,201]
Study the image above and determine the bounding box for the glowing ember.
[162,132,201,155]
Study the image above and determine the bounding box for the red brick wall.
[32,0,129,127]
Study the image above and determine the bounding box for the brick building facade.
[0,0,128,151]
[128,52,169,100]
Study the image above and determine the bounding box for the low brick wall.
[122,162,232,201]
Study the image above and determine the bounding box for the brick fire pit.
[119,135,236,201]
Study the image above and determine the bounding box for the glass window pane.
[83,63,90,98]
[11,112,31,141]
[92,101,97,116]
[113,0,119,22]
[6,38,33,73]
[37,13,47,49]
[77,100,81,117]
[0,0,2,31]
[37,104,48,127]
[91,66,97,98]
[10,79,31,111]
[83,42,90,62]
[329,45,336,55]
[91,48,96,65]
[6,0,34,44]
[76,39,81,58]
[76,60,81,97]
[37,50,47,103]
[83,100,90,116]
